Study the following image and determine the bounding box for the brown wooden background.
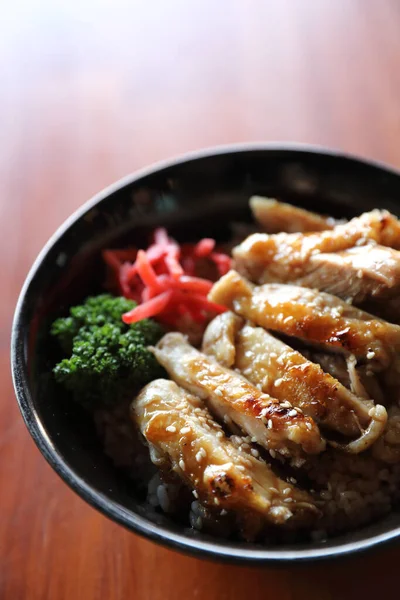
[2,1,400,598]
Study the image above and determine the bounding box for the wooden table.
[2,1,400,598]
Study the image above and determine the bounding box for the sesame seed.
[195,451,203,463]
[268,419,273,429]
[290,477,297,484]
[166,425,176,433]
[306,422,312,430]
[220,509,227,516]
[215,388,223,397]
[284,497,293,503]
[269,487,279,494]
[192,490,198,498]
[251,448,259,457]
[288,409,297,417]
[179,459,185,471]
[356,269,363,278]
[260,393,272,402]
[216,431,224,439]
[281,401,292,408]
[224,415,232,424]
[269,449,277,459]
[283,488,291,495]
[270,352,277,358]
[236,465,246,472]
[214,497,220,505]
[366,350,375,360]
[181,426,191,434]
[283,316,294,324]
[275,378,284,387]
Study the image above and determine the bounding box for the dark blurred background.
[1,1,400,598]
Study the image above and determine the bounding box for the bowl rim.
[11,141,400,564]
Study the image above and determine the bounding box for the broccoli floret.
[51,295,151,352]
[51,294,165,409]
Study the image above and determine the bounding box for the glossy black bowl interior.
[11,144,400,564]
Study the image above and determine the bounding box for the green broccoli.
[51,294,165,409]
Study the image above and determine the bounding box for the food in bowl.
[51,197,400,544]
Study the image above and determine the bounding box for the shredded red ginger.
[102,228,231,325]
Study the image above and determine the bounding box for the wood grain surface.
[2,1,400,598]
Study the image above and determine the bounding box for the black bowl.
[11,143,400,564]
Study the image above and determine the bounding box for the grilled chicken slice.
[250,196,335,233]
[209,270,400,367]
[133,379,319,537]
[296,244,400,300]
[203,314,387,452]
[152,333,325,458]
[233,209,400,284]
[292,245,400,323]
